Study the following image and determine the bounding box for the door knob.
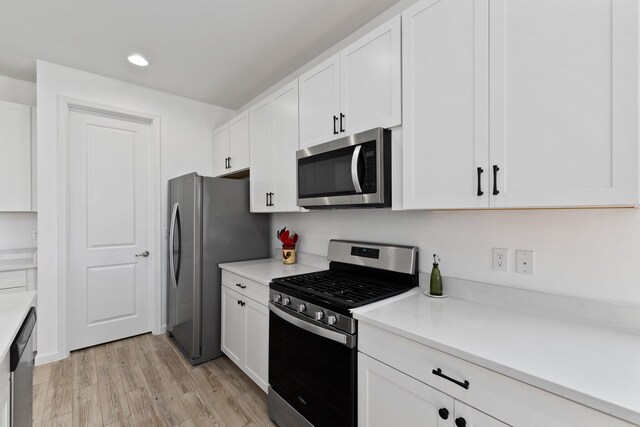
[135,251,150,257]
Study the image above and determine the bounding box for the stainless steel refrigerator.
[167,173,269,364]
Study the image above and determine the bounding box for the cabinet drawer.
[221,270,268,305]
[359,323,634,427]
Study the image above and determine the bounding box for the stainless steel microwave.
[296,128,391,208]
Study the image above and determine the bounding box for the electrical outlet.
[492,248,508,272]
[516,250,534,275]
[31,229,38,240]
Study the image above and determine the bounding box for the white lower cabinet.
[220,273,269,393]
[359,323,635,427]
[358,353,456,427]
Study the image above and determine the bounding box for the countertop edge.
[353,308,640,426]
[0,291,37,363]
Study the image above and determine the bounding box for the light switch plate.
[516,250,534,274]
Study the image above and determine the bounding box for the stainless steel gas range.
[267,240,419,427]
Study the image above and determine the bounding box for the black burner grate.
[273,270,413,308]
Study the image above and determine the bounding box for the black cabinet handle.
[455,418,467,427]
[269,192,274,206]
[265,192,269,206]
[224,158,228,169]
[333,116,339,135]
[492,165,500,195]
[227,157,232,169]
[240,301,245,307]
[235,283,246,289]
[477,167,484,196]
[438,408,449,420]
[340,113,345,133]
[432,368,470,389]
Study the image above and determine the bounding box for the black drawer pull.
[432,368,470,389]
[340,113,345,133]
[477,167,484,196]
[333,116,338,135]
[492,165,500,195]
[438,408,449,420]
[235,283,246,289]
[455,417,467,427]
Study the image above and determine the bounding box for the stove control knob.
[297,303,307,313]
[272,294,282,303]
[327,315,337,325]
[283,297,291,306]
[314,311,324,321]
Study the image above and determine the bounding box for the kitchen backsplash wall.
[0,74,36,250]
[272,208,640,307]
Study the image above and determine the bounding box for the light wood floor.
[32,333,275,427]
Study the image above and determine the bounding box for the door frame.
[56,96,162,358]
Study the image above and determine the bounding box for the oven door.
[268,303,356,427]
[297,127,389,208]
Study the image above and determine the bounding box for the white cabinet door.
[489,0,639,208]
[299,54,341,149]
[244,298,269,393]
[229,110,250,172]
[249,99,272,213]
[402,0,489,210]
[0,100,32,211]
[454,401,509,427]
[213,123,230,177]
[341,16,401,135]
[271,81,301,212]
[221,285,246,366]
[358,353,454,427]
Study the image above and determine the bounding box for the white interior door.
[69,109,152,350]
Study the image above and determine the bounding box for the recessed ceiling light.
[128,54,149,67]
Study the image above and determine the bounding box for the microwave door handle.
[351,145,363,193]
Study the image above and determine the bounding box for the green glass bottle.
[430,254,442,296]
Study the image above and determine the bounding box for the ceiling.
[0,0,402,110]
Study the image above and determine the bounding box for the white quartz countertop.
[219,258,323,285]
[0,291,36,362]
[353,290,640,425]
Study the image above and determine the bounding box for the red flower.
[277,226,298,249]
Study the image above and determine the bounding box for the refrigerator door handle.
[169,202,179,288]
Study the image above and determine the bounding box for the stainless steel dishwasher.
[10,307,36,427]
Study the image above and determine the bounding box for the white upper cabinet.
[213,123,230,177]
[0,101,33,212]
[403,0,639,209]
[341,15,401,136]
[299,54,341,149]
[249,99,272,213]
[213,111,250,176]
[489,0,639,208]
[271,81,301,212]
[402,0,489,210]
[250,81,301,213]
[228,111,250,172]
[299,16,401,149]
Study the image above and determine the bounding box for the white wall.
[273,207,640,307]
[0,74,37,251]
[36,61,234,363]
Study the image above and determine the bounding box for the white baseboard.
[35,351,65,366]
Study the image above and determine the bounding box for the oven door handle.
[269,303,356,348]
[351,145,363,194]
